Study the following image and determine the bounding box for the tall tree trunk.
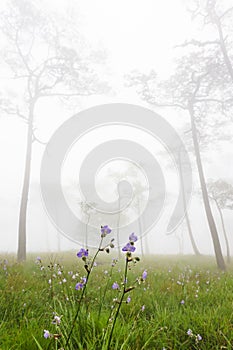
[189,104,226,270]
[178,149,201,255]
[214,199,231,263]
[17,102,34,262]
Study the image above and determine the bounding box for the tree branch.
[175,39,219,48]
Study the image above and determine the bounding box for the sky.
[0,0,232,255]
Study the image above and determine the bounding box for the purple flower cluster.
[77,248,88,258]
[142,270,147,280]
[75,277,87,291]
[112,282,119,290]
[122,232,138,253]
[101,225,112,237]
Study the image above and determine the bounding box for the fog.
[0,0,233,261]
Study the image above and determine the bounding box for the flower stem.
[106,256,129,350]
[65,237,104,349]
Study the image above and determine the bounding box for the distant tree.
[0,0,108,261]
[207,179,233,263]
[79,200,96,249]
[109,164,148,257]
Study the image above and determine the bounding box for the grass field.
[0,252,233,350]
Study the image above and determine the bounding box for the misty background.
[0,0,233,261]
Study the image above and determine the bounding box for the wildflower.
[62,278,67,283]
[122,242,136,252]
[196,334,202,341]
[48,279,52,284]
[142,270,147,280]
[141,305,145,311]
[52,315,61,325]
[180,300,185,305]
[75,282,83,290]
[126,296,131,303]
[187,329,193,336]
[77,248,88,258]
[112,282,119,290]
[111,258,118,266]
[101,225,112,237]
[82,277,87,284]
[44,330,50,339]
[129,232,138,242]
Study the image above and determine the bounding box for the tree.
[79,200,96,249]
[127,49,227,269]
[0,0,108,261]
[207,179,233,263]
[109,163,148,257]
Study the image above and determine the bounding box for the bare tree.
[0,0,108,261]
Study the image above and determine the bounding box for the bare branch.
[15,27,32,74]
[219,6,233,20]
[32,129,47,145]
[175,39,219,49]
[39,91,98,98]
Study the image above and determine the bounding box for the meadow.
[0,250,233,350]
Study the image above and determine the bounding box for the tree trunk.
[17,102,34,262]
[189,104,226,270]
[214,199,230,263]
[178,148,201,255]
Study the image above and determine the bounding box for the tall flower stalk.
[105,232,140,350]
[65,225,113,348]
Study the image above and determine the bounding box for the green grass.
[0,253,233,349]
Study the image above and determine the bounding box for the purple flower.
[129,232,138,242]
[126,296,131,303]
[44,330,50,339]
[180,299,185,305]
[112,282,119,290]
[82,277,87,284]
[52,315,61,325]
[77,248,88,258]
[187,329,193,336]
[75,282,83,290]
[141,305,145,311]
[142,270,147,280]
[101,225,112,237]
[196,334,202,341]
[122,242,136,252]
